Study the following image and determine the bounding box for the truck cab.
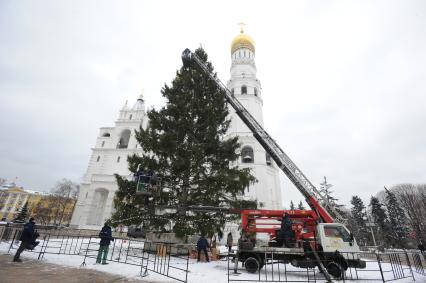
[317,223,359,253]
[316,223,366,269]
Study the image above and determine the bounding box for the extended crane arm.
[182,49,345,223]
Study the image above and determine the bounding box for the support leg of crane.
[140,267,148,277]
[233,251,241,274]
[311,249,333,283]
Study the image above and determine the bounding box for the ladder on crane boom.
[182,49,345,224]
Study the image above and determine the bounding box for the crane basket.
[135,170,159,196]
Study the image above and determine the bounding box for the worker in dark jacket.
[96,223,114,264]
[134,164,146,182]
[279,213,294,247]
[227,232,233,253]
[13,217,37,262]
[196,234,210,262]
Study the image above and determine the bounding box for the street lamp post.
[366,222,377,246]
[364,208,377,247]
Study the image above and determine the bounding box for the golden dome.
[231,31,255,54]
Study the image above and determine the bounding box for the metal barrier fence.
[80,236,190,282]
[227,250,426,282]
[0,225,15,241]
[411,252,426,276]
[2,226,425,283]
[1,227,190,283]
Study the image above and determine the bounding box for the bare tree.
[31,201,53,225]
[0,178,6,186]
[392,183,426,244]
[319,176,345,217]
[51,179,80,226]
[319,176,338,204]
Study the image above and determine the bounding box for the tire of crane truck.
[244,257,264,273]
[326,261,343,279]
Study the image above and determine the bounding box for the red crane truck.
[182,49,366,279]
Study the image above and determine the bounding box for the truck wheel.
[244,257,260,273]
[326,261,343,279]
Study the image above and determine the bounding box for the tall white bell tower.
[227,26,283,209]
[70,94,148,229]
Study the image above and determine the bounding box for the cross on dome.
[138,89,145,102]
[238,22,246,34]
[231,23,255,54]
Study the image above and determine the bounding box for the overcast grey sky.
[1,0,425,207]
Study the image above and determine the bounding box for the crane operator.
[279,213,294,248]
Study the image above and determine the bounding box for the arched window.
[117,129,131,149]
[101,141,105,147]
[96,156,100,162]
[231,88,234,95]
[241,146,254,163]
[129,114,133,120]
[117,156,121,163]
[266,153,272,166]
[241,85,247,95]
[254,88,258,96]
[102,133,110,137]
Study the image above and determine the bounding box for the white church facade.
[70,97,148,229]
[71,30,282,229]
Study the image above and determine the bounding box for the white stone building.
[227,29,282,210]
[71,30,282,229]
[70,96,147,229]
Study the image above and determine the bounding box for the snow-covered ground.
[1,240,424,283]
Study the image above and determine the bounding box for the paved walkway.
[0,254,151,283]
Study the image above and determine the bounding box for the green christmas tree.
[290,200,295,210]
[369,196,391,246]
[385,188,409,247]
[14,201,29,223]
[110,48,256,238]
[349,195,369,245]
[297,201,305,210]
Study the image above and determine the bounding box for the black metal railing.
[2,226,424,283]
[227,250,425,282]
[2,228,190,283]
